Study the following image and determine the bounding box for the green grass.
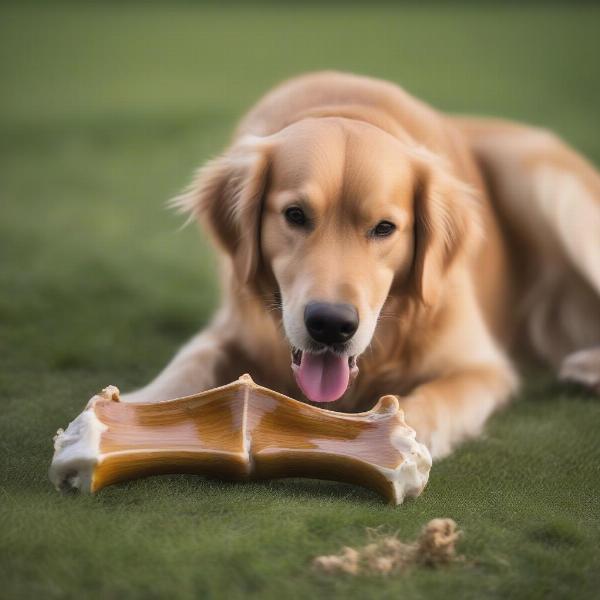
[1,2,600,598]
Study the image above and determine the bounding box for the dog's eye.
[284,206,307,227]
[370,220,396,238]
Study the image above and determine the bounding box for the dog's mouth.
[291,347,358,403]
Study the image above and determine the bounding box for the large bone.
[49,375,431,504]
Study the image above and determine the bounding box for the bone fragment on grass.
[313,518,462,575]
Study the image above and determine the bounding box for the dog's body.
[123,72,600,459]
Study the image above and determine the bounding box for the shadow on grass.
[96,474,384,505]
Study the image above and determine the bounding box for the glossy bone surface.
[50,375,431,504]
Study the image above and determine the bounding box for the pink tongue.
[295,352,350,403]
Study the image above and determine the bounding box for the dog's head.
[175,117,479,403]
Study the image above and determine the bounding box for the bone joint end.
[49,388,114,493]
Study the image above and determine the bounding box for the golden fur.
[123,72,600,459]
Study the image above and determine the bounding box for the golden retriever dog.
[122,72,600,459]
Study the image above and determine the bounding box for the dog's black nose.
[304,302,359,345]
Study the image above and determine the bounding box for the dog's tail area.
[455,117,600,367]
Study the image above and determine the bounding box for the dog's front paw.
[559,347,600,393]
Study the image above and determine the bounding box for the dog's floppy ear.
[172,136,271,288]
[411,154,482,306]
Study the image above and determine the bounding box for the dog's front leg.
[121,310,235,403]
[393,364,518,460]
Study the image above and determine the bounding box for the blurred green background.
[1,2,599,599]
